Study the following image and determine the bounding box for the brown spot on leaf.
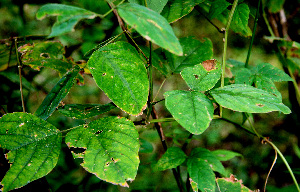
[202,59,216,71]
[256,103,264,107]
[194,74,199,79]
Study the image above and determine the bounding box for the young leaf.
[36,4,98,37]
[58,103,116,119]
[210,84,291,114]
[161,0,205,23]
[190,148,226,176]
[128,0,168,13]
[35,66,80,120]
[187,158,216,192]
[65,116,140,187]
[0,112,61,192]
[181,61,221,91]
[117,3,183,56]
[208,0,231,19]
[231,3,252,37]
[164,90,214,135]
[169,37,213,73]
[211,149,243,161]
[87,41,149,116]
[252,63,293,82]
[153,147,187,171]
[18,41,72,74]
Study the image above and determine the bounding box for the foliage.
[0,0,299,191]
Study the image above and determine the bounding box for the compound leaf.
[164,90,214,135]
[36,3,98,37]
[0,112,61,192]
[117,3,183,56]
[35,66,80,120]
[210,84,291,114]
[181,61,221,91]
[87,41,149,116]
[65,116,140,187]
[58,103,116,119]
[153,147,187,171]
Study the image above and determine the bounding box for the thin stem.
[220,0,239,117]
[261,1,275,37]
[148,117,174,123]
[146,42,153,121]
[264,139,300,192]
[152,78,166,103]
[264,146,277,192]
[101,0,126,18]
[245,0,261,68]
[15,39,25,113]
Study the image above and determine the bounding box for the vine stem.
[245,0,261,68]
[15,39,25,113]
[220,0,238,117]
[264,139,300,192]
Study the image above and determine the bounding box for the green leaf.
[0,112,61,192]
[231,3,252,37]
[139,138,154,153]
[35,66,80,120]
[208,0,231,19]
[87,41,149,116]
[234,68,253,85]
[128,0,168,13]
[216,177,242,192]
[211,149,243,161]
[153,147,187,171]
[210,84,291,114]
[18,41,72,74]
[266,0,285,13]
[117,3,183,56]
[190,148,226,176]
[169,37,213,73]
[58,103,116,119]
[65,116,140,187]
[254,76,282,100]
[161,0,204,23]
[252,63,293,82]
[181,61,221,91]
[187,158,215,192]
[36,3,98,37]
[164,90,214,135]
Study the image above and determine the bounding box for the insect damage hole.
[95,130,103,134]
[193,74,199,79]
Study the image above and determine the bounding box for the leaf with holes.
[58,103,116,119]
[252,63,293,82]
[164,90,214,135]
[210,84,291,114]
[161,0,205,23]
[36,4,98,37]
[18,41,72,74]
[254,76,282,100]
[117,3,182,56]
[187,158,215,192]
[65,116,140,187]
[153,147,187,171]
[0,112,61,192]
[216,175,253,192]
[87,41,149,116]
[35,66,80,120]
[234,68,253,85]
[181,61,221,91]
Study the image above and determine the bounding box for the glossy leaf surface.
[0,113,61,192]
[58,103,116,119]
[153,147,187,171]
[87,41,149,116]
[18,41,72,74]
[164,90,214,135]
[35,66,80,120]
[65,116,140,187]
[210,84,291,114]
[36,4,97,37]
[117,3,183,56]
